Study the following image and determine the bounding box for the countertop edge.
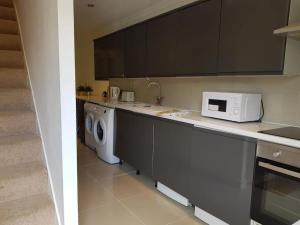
[77,96,300,149]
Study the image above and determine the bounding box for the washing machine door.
[85,113,94,134]
[93,117,107,146]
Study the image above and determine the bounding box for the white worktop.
[77,95,300,149]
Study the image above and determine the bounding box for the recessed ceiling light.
[87,3,95,7]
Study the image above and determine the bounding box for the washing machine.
[93,105,119,164]
[84,102,97,150]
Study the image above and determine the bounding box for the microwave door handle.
[259,162,300,179]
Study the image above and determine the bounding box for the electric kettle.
[110,86,120,100]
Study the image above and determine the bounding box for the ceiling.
[74,0,161,32]
[74,0,197,37]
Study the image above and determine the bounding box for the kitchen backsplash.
[110,75,300,126]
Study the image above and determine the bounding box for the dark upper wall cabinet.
[218,0,290,74]
[124,23,147,77]
[109,31,125,77]
[147,11,179,76]
[94,0,291,79]
[94,36,110,80]
[147,0,221,76]
[175,0,221,75]
[94,31,124,80]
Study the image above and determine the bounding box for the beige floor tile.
[77,142,204,225]
[77,145,99,167]
[79,201,145,225]
[81,159,134,180]
[167,216,207,225]
[78,175,116,212]
[101,173,156,200]
[120,192,191,225]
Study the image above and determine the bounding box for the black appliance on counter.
[251,127,300,225]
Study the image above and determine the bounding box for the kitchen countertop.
[77,95,300,149]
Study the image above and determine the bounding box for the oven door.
[251,158,300,225]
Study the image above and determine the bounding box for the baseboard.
[13,2,62,225]
[251,220,262,225]
[156,182,190,206]
[194,206,230,225]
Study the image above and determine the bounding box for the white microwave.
[201,92,262,122]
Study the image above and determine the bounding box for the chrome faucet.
[147,81,164,106]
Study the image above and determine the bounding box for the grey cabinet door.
[153,119,193,197]
[133,113,154,177]
[190,128,257,225]
[94,37,110,80]
[124,23,147,77]
[115,110,154,177]
[115,110,136,165]
[76,99,85,143]
[107,31,125,78]
[94,31,124,79]
[218,0,290,74]
[147,0,222,77]
[175,0,221,75]
[146,11,179,76]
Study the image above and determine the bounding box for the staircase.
[0,1,57,224]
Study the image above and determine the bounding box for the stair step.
[0,194,57,225]
[0,110,37,137]
[0,19,17,34]
[0,34,20,50]
[0,161,48,203]
[0,0,13,8]
[0,135,42,167]
[0,6,15,20]
[0,4,56,224]
[0,68,27,88]
[0,88,32,110]
[0,50,23,68]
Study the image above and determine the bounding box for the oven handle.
[259,162,300,179]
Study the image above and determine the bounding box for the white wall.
[75,26,109,95]
[111,75,300,126]
[14,1,78,225]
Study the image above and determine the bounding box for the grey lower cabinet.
[189,127,257,225]
[153,119,193,197]
[115,110,257,225]
[115,109,154,177]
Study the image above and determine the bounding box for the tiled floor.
[77,142,206,225]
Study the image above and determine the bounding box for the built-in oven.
[251,141,300,225]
